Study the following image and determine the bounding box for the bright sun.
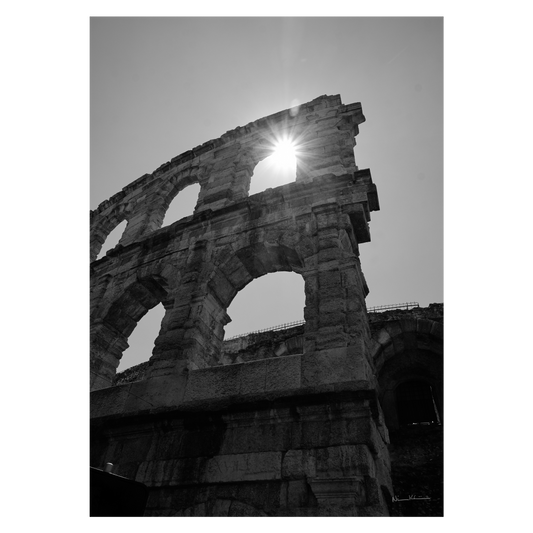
[272,138,297,171]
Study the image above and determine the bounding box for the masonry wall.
[90,95,398,516]
[90,94,367,263]
[101,305,443,516]
[91,390,392,516]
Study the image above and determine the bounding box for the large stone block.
[183,364,241,402]
[309,477,367,510]
[315,444,375,478]
[265,355,301,392]
[201,451,283,483]
[282,449,317,479]
[239,359,267,395]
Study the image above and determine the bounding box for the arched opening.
[162,183,201,226]
[96,219,127,260]
[395,379,440,427]
[90,276,169,390]
[372,318,443,431]
[224,271,305,339]
[114,302,166,377]
[249,149,297,196]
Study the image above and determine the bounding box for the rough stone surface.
[90,95,377,394]
[114,304,443,386]
[91,392,391,517]
[90,95,443,516]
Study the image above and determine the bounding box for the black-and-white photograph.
[89,17,443,517]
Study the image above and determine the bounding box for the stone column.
[90,321,129,390]
[145,239,228,378]
[302,203,375,387]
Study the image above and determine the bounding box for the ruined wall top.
[90,94,367,262]
[90,93,380,401]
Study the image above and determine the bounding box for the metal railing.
[224,319,305,341]
[224,302,420,341]
[367,302,419,313]
[367,302,420,313]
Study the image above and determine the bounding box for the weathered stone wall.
[114,304,443,384]
[89,95,440,516]
[98,305,443,516]
[219,325,305,365]
[368,306,443,434]
[90,170,378,394]
[91,390,392,516]
[90,95,378,400]
[90,94,367,262]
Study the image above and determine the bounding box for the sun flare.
[272,138,297,171]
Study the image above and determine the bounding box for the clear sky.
[91,17,443,370]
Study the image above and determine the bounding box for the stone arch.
[248,153,298,196]
[156,168,202,228]
[211,242,306,302]
[196,242,314,370]
[90,203,133,262]
[370,318,443,431]
[90,275,171,390]
[245,132,308,195]
[204,241,311,353]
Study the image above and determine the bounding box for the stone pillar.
[301,203,375,388]
[90,321,129,390]
[146,239,229,378]
[146,280,199,379]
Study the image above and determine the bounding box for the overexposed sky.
[91,17,443,370]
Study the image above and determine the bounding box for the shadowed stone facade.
[90,95,442,516]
